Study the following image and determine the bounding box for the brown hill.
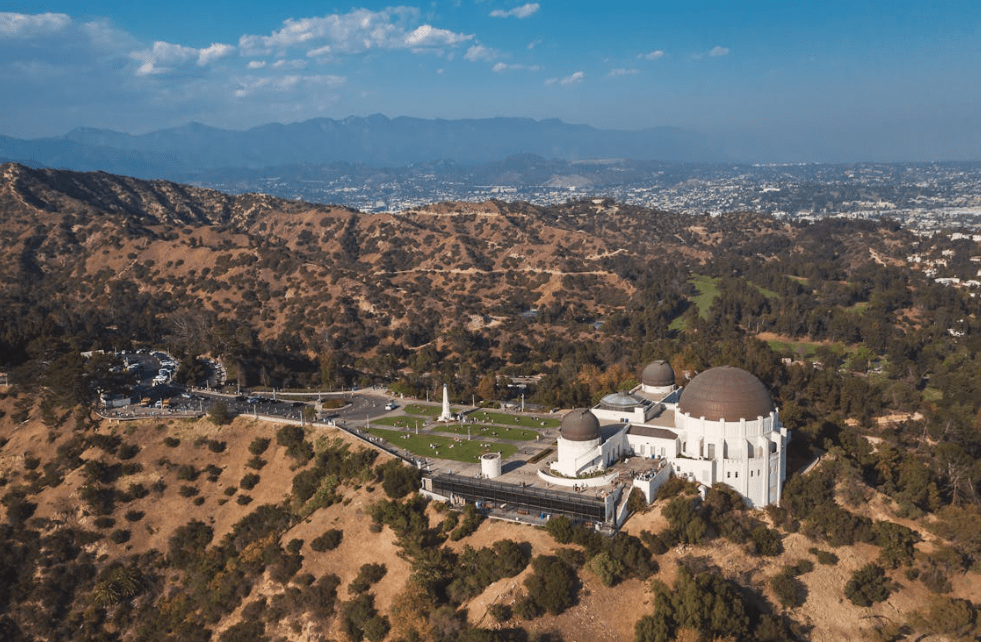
[0,163,909,357]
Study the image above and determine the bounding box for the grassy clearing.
[751,283,779,299]
[467,410,560,429]
[430,423,541,441]
[367,427,517,463]
[690,274,720,318]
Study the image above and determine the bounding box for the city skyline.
[2,1,980,162]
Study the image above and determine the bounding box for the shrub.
[247,456,266,470]
[770,570,806,608]
[341,594,389,642]
[179,485,199,497]
[118,443,140,460]
[514,596,543,620]
[207,439,226,453]
[376,459,421,499]
[276,425,313,461]
[176,465,198,481]
[349,563,387,594]
[124,510,144,522]
[169,519,214,568]
[844,563,891,607]
[523,555,578,615]
[488,603,511,623]
[635,565,751,642]
[749,525,783,556]
[640,529,670,555]
[110,529,131,544]
[236,494,253,505]
[589,551,626,587]
[663,495,707,545]
[240,473,260,490]
[163,436,180,448]
[311,529,343,552]
[249,437,271,456]
[809,547,838,565]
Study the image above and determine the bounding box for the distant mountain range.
[0,115,729,180]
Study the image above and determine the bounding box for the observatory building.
[550,362,787,508]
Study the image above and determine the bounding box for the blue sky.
[1,1,980,161]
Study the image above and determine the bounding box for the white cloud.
[240,8,472,57]
[198,43,235,66]
[709,45,729,57]
[493,62,540,72]
[133,40,236,76]
[490,4,541,19]
[404,24,471,48]
[527,38,542,49]
[464,43,499,62]
[638,50,664,61]
[234,73,345,98]
[247,60,267,69]
[546,70,583,86]
[608,68,638,77]
[0,12,71,37]
[272,59,307,70]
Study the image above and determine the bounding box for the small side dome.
[560,408,601,442]
[599,391,645,410]
[642,360,675,388]
[678,366,774,421]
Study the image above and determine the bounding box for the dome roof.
[560,408,601,442]
[678,366,774,421]
[599,391,645,409]
[642,360,675,387]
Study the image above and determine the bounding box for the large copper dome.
[560,408,601,442]
[641,360,675,387]
[678,366,774,421]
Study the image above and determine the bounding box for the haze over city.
[2,1,980,162]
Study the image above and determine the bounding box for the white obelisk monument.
[438,383,453,422]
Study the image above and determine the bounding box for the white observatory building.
[551,362,788,508]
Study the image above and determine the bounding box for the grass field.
[369,416,426,428]
[367,427,518,463]
[430,423,541,441]
[403,403,462,417]
[467,410,560,429]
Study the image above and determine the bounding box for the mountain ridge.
[0,115,729,180]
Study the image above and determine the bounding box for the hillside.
[2,163,981,640]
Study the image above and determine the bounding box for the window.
[726,471,731,479]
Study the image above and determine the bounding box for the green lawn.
[403,403,462,417]
[367,427,517,463]
[430,423,541,441]
[370,416,425,428]
[467,410,560,429]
